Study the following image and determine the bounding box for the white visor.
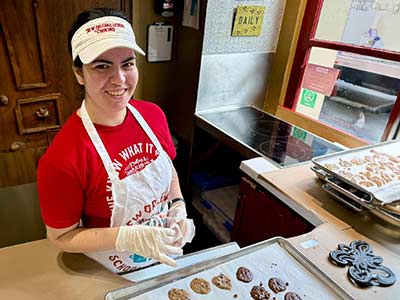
[71,16,145,64]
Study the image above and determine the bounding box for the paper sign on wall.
[295,88,325,120]
[302,64,340,96]
[232,5,265,36]
[299,89,318,109]
[183,0,199,30]
[147,23,173,62]
[295,63,340,119]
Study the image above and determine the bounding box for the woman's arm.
[46,222,182,266]
[166,166,188,222]
[46,223,119,253]
[167,166,184,201]
[166,167,195,247]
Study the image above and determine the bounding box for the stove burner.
[258,139,286,163]
[329,240,396,287]
[248,120,278,137]
[249,109,267,121]
[258,136,312,164]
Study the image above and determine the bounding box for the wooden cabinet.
[231,176,314,247]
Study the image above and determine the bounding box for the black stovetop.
[197,106,343,167]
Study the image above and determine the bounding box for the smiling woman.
[73,47,139,125]
[36,7,195,274]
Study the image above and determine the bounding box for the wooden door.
[0,0,131,187]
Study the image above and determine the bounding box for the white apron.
[80,100,174,273]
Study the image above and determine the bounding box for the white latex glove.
[169,219,196,247]
[115,225,183,267]
[167,201,195,247]
[167,201,187,222]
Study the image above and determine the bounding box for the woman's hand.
[167,201,195,248]
[115,225,183,267]
[167,200,187,222]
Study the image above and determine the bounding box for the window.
[284,0,400,144]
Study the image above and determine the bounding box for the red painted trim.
[381,92,400,141]
[309,39,400,62]
[309,0,324,39]
[284,0,320,108]
[291,49,311,110]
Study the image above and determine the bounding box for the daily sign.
[232,5,265,37]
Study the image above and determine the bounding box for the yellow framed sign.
[232,5,265,37]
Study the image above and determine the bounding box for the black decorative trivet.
[329,240,396,287]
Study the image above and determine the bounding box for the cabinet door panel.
[231,177,314,247]
[1,1,46,89]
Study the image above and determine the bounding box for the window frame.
[277,0,400,144]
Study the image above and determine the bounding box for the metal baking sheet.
[310,165,330,181]
[312,139,400,204]
[322,183,364,212]
[311,165,400,226]
[105,237,354,300]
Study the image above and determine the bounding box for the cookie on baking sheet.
[284,292,302,300]
[268,277,288,293]
[212,273,232,290]
[168,288,191,300]
[190,278,211,294]
[236,266,253,282]
[250,284,270,300]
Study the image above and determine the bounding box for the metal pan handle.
[373,207,400,227]
[325,177,372,205]
[322,183,363,212]
[310,165,328,181]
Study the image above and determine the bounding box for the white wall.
[196,0,286,112]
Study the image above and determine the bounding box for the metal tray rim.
[311,166,400,226]
[325,177,372,204]
[311,139,400,164]
[311,164,376,203]
[311,139,400,204]
[322,183,364,212]
[104,237,355,300]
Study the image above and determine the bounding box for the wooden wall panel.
[0,182,46,247]
[0,148,46,187]
[0,1,46,89]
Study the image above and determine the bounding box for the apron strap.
[80,100,120,181]
[127,103,164,154]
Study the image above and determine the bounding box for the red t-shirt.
[37,100,176,229]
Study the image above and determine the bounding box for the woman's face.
[74,47,139,113]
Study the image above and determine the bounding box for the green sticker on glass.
[300,89,317,108]
[292,127,307,141]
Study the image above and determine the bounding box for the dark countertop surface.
[196,106,343,167]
